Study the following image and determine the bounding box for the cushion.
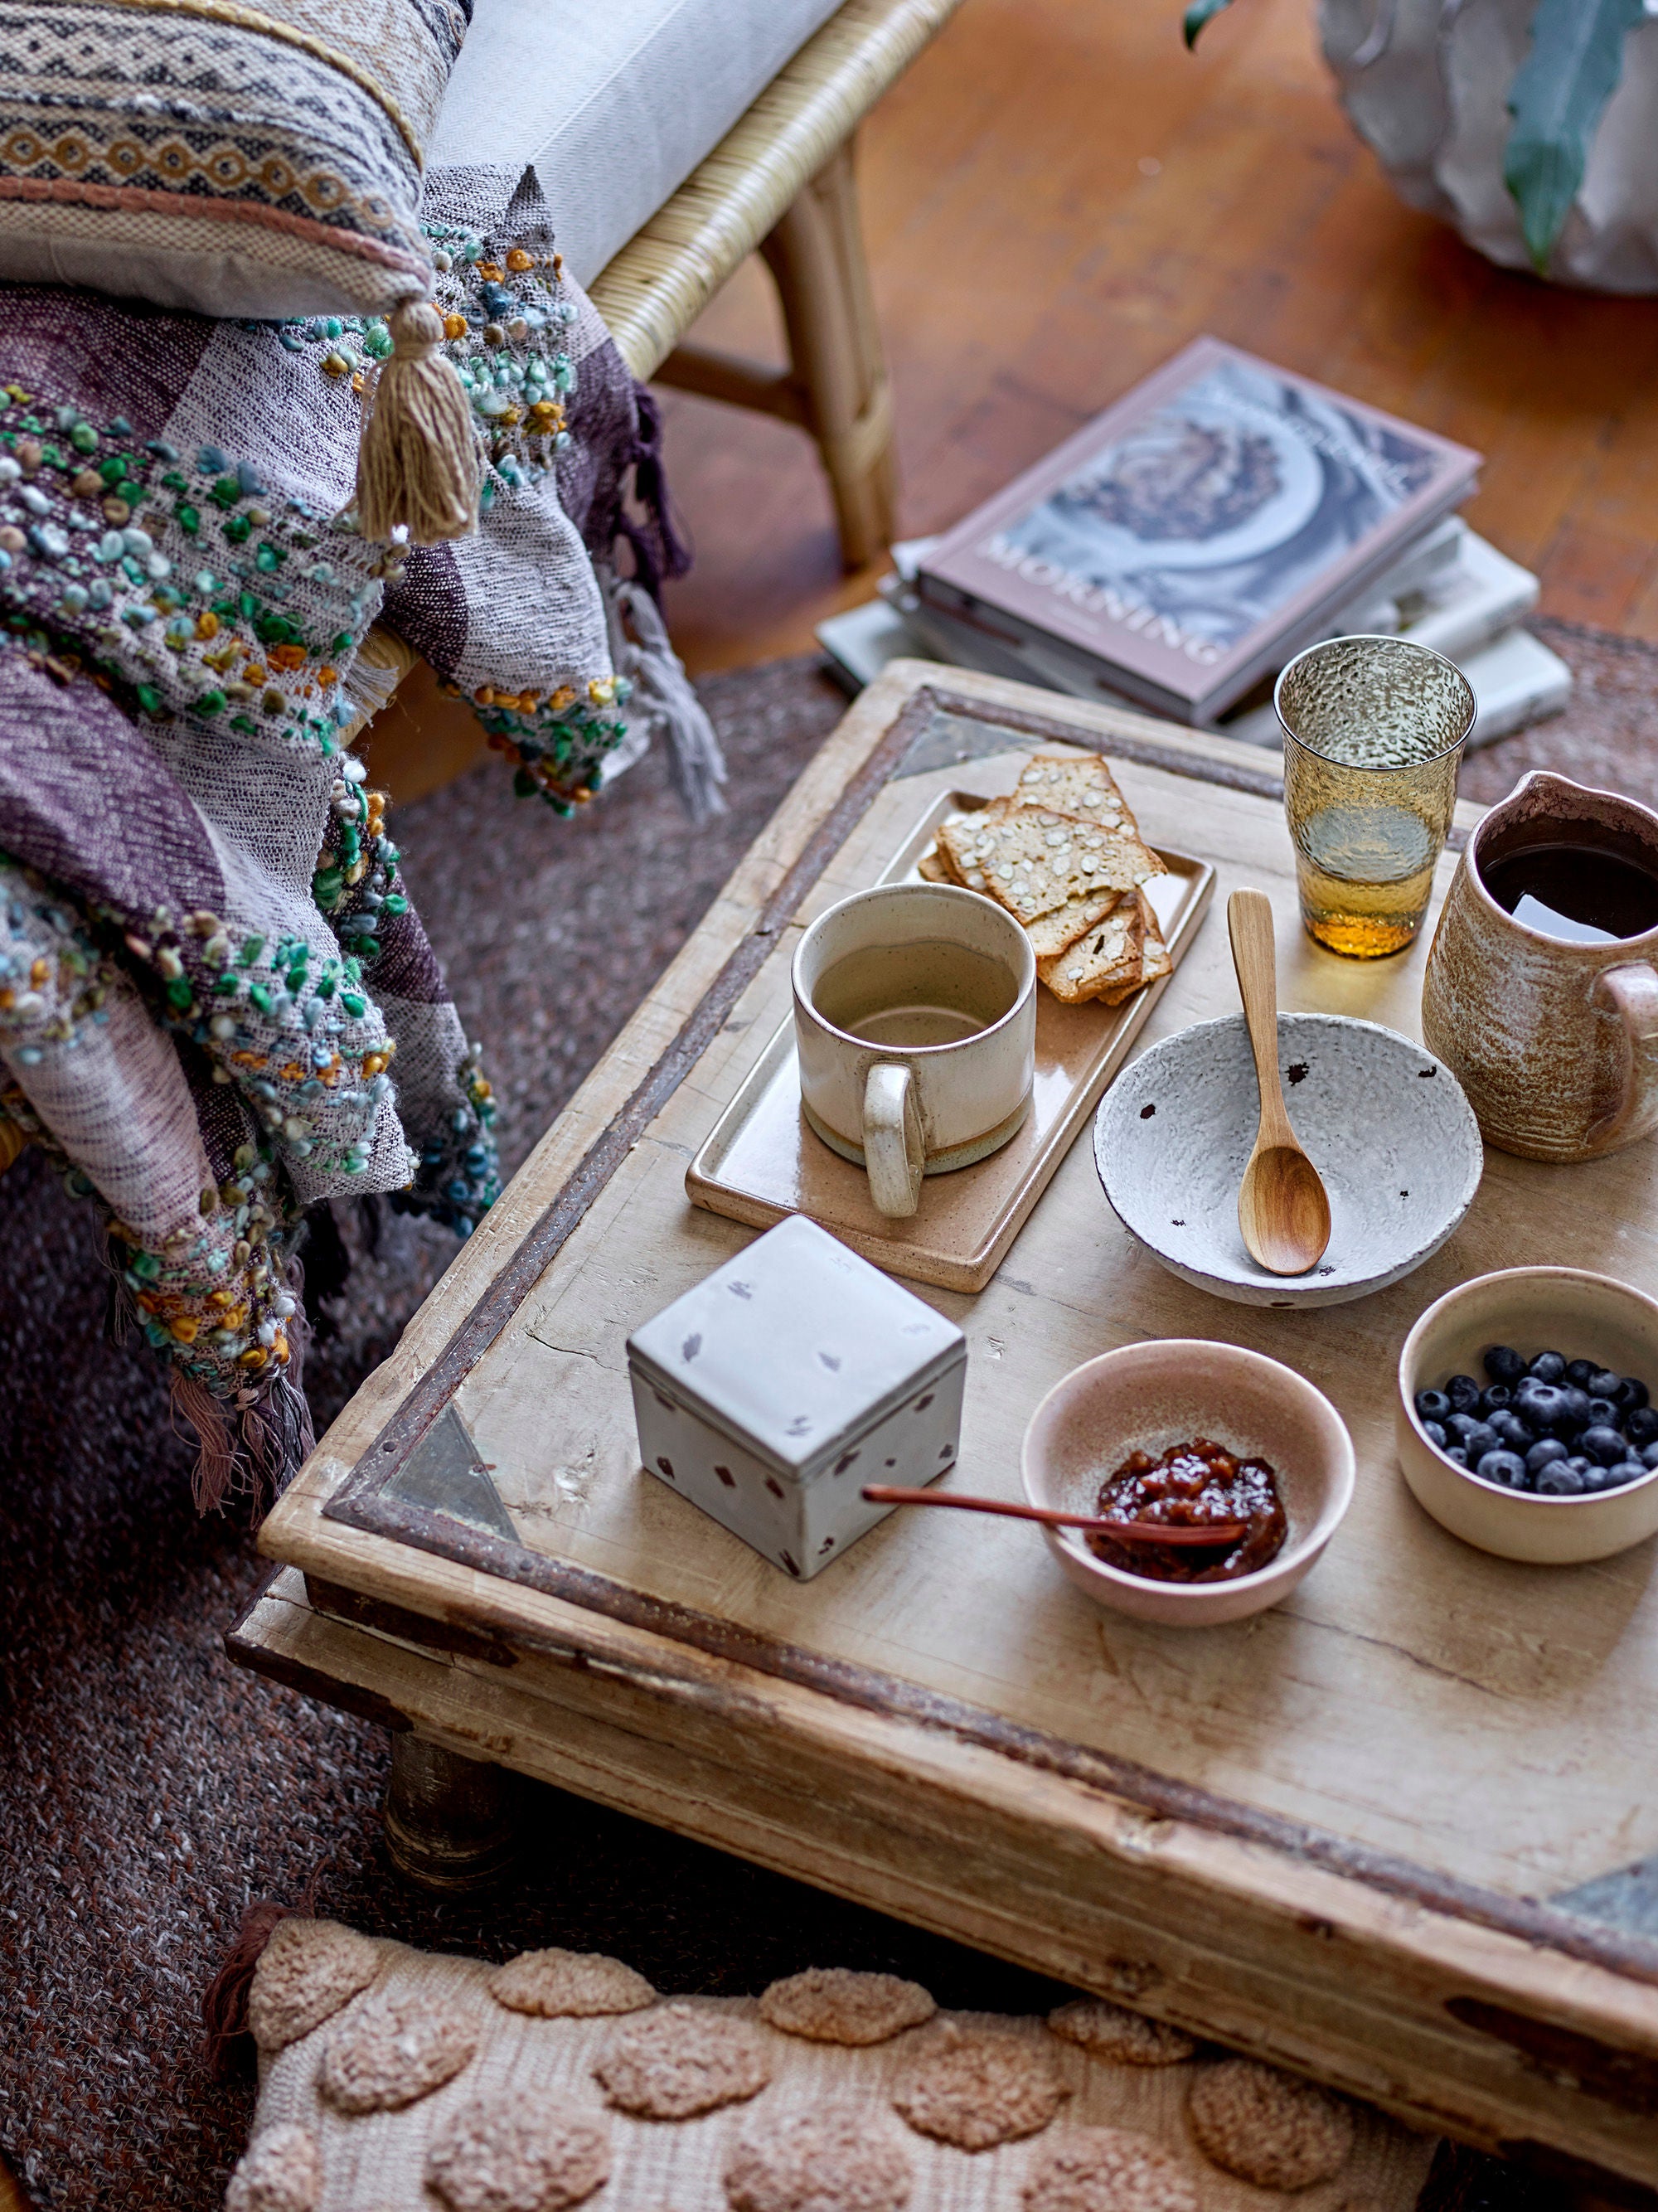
[428,0,846,286]
[221,1921,1437,2210]
[0,0,471,319]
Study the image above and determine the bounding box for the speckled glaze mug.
[1422,771,1658,1162]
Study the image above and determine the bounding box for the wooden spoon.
[1228,887,1331,1275]
[861,1485,1247,1546]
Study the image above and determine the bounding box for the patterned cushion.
[0,0,471,318]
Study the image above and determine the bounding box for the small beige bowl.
[1020,1340,1355,1625]
[1398,1267,1658,1564]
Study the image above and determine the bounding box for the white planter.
[1321,0,1658,293]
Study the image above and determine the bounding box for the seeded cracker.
[937,799,1158,926]
[1013,752,1134,830]
[1037,902,1143,1006]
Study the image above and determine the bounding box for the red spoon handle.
[861,1485,1247,1547]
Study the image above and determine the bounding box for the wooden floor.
[661,0,1658,674]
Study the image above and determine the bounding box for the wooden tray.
[241,665,1658,2198]
[685,788,1214,1290]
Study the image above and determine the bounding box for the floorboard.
[659,0,1658,673]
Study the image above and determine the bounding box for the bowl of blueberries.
[1397,1266,1658,1563]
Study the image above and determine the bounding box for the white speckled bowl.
[1398,1267,1658,1564]
[1094,1013,1484,1308]
[1021,1340,1355,1625]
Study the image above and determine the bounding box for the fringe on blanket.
[601,566,727,824]
[616,385,693,604]
[166,1251,316,1512]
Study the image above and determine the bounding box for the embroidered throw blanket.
[0,167,710,1502]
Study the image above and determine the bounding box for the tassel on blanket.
[603,569,727,824]
[356,301,480,546]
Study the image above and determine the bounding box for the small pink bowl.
[1020,1340,1355,1625]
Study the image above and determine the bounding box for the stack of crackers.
[918,752,1172,1006]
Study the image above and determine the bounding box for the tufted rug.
[0,633,1636,2211]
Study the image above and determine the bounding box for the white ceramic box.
[627,1215,967,1579]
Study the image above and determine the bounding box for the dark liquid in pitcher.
[1480,834,1658,943]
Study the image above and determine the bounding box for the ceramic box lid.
[627,1215,966,1478]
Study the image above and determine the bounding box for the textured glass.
[1276,636,1475,958]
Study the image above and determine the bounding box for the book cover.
[917,337,1482,722]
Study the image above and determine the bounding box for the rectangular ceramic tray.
[683,788,1214,1291]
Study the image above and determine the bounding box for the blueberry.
[1530,1351,1567,1383]
[1479,1384,1512,1416]
[1604,1461,1650,1490]
[1422,1420,1447,1448]
[1446,1374,1482,1413]
[1642,1439,1658,1470]
[1565,1455,1596,1477]
[1585,1396,1621,1429]
[1579,1424,1629,1467]
[1484,1345,1527,1385]
[1588,1370,1622,1400]
[1443,1446,1469,1467]
[1525,1438,1568,1477]
[1514,1381,1571,1433]
[1489,1410,1535,1451]
[1447,1418,1499,1461]
[1565,1359,1598,1389]
[1617,1375,1651,1414]
[1414,1389,1453,1426]
[1535,1462,1588,1495]
[1476,1449,1528,1489]
[1557,1385,1592,1434]
[1625,1405,1658,1448]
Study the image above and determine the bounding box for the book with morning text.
[916,337,1482,725]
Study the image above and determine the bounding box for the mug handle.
[863,1064,924,1216]
[1588,963,1658,1152]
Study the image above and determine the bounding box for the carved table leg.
[383,1734,521,1892]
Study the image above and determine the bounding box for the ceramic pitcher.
[1422,771,1658,1162]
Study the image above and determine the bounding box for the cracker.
[1013,753,1134,832]
[491,1948,657,2019]
[1186,2059,1354,2189]
[318,1990,478,2114]
[225,2122,322,2212]
[938,800,1158,924]
[916,846,951,884]
[426,2094,611,2212]
[1022,2127,1199,2212]
[759,1967,935,2046]
[891,2021,1069,2150]
[594,2000,773,2119]
[1045,1998,1196,2067]
[725,2102,913,2212]
[1036,902,1143,1006]
[247,1918,381,2053]
[1025,888,1125,959]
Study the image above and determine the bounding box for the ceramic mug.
[1422,770,1658,1162]
[793,882,1037,1216]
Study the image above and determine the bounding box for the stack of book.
[819,337,1570,747]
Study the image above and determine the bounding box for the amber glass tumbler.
[1276,635,1474,958]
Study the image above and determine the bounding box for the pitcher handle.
[863,1063,924,1216]
[1588,963,1658,1152]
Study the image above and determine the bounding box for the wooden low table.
[233,663,1658,2200]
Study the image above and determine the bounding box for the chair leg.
[760,140,897,571]
[383,1734,521,1892]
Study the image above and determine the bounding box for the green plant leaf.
[1505,0,1645,271]
[1183,0,1238,49]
